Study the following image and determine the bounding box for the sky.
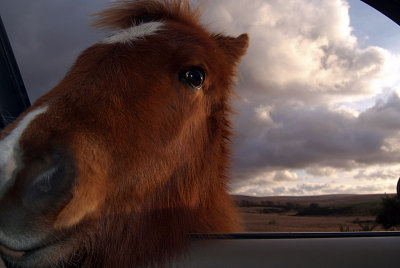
[1,0,400,196]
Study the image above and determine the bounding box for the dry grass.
[234,194,396,232]
[238,207,382,232]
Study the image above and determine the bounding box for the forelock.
[91,0,202,31]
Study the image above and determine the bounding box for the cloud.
[356,165,400,181]
[273,170,299,182]
[230,95,400,184]
[201,0,395,103]
[199,0,400,195]
[359,93,400,131]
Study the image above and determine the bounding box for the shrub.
[357,222,377,231]
[339,224,350,232]
[376,195,400,230]
[296,203,352,216]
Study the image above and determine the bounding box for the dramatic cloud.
[198,0,400,195]
[2,0,400,195]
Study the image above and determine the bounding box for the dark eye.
[179,67,206,90]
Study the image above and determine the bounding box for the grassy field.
[234,194,397,232]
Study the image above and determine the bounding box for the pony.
[0,0,248,267]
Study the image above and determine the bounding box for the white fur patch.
[0,106,48,195]
[102,22,164,44]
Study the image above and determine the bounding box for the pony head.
[0,0,248,266]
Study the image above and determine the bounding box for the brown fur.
[0,0,248,267]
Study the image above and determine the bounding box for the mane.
[92,0,202,30]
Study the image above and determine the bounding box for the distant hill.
[233,193,394,207]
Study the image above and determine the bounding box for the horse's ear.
[213,33,249,65]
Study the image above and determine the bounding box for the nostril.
[22,156,76,211]
[33,167,59,194]
[24,165,65,203]
[36,180,52,193]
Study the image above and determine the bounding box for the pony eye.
[179,67,206,90]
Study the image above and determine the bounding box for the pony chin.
[1,235,81,268]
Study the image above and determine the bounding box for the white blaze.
[102,22,164,44]
[0,106,48,194]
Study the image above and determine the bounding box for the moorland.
[234,194,397,232]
